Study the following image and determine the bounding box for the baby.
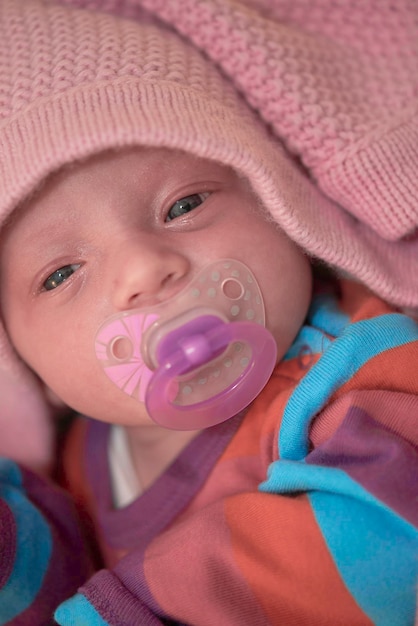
[0,1,417,624]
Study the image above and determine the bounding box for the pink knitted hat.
[0,0,417,385]
[62,0,418,296]
[132,0,418,243]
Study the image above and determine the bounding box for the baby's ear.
[0,369,55,475]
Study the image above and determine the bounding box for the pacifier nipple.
[95,260,277,430]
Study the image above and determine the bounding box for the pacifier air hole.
[222,277,244,300]
[109,336,133,361]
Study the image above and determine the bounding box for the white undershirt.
[108,425,141,508]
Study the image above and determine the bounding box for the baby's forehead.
[26,145,235,195]
[2,146,243,236]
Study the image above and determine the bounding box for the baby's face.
[1,148,312,427]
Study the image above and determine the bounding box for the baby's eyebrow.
[15,221,82,259]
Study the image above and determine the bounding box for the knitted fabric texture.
[74,0,418,240]
[0,0,417,383]
[134,0,418,240]
[62,0,418,287]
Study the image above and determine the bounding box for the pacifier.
[95,259,277,430]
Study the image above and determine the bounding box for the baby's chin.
[85,401,156,429]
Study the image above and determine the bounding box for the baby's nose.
[110,236,190,310]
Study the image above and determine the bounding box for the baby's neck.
[124,423,200,492]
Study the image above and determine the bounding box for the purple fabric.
[307,406,418,526]
[0,466,91,625]
[81,569,169,626]
[18,469,92,624]
[85,414,243,551]
[0,499,15,588]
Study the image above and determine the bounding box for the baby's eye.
[166,192,210,222]
[43,264,81,291]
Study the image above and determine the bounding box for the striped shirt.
[56,280,418,625]
[1,279,417,624]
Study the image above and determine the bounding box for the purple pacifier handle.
[145,315,277,430]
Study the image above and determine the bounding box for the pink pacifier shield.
[95,259,277,430]
[95,311,158,402]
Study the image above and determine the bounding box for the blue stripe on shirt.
[260,460,418,625]
[0,458,52,624]
[308,292,350,337]
[55,593,110,625]
[284,291,350,362]
[279,313,418,460]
